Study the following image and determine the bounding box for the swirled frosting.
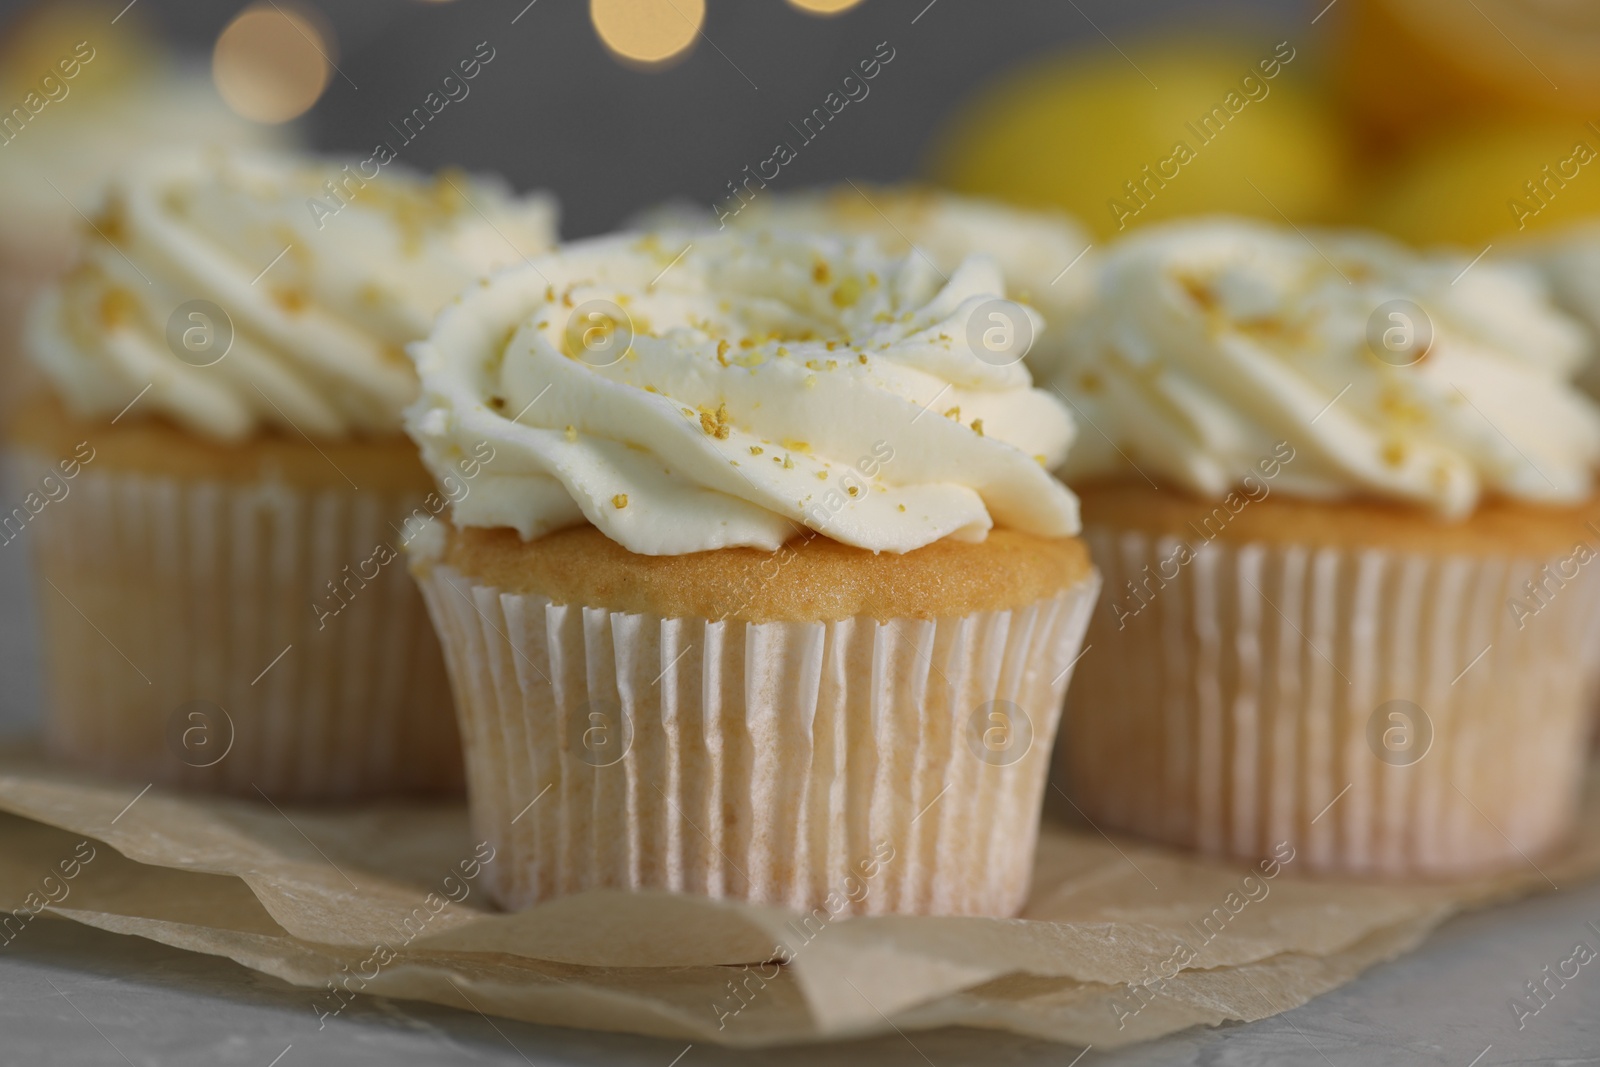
[405,229,1080,555]
[1054,218,1600,517]
[27,149,558,440]
[641,185,1095,380]
[1510,222,1600,399]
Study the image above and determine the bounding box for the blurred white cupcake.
[1506,220,1600,400]
[1053,217,1600,878]
[0,1,295,418]
[14,147,557,800]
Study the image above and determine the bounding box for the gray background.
[2,0,1302,238]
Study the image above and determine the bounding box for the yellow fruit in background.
[0,1,160,98]
[929,41,1350,239]
[1359,121,1600,248]
[1336,0,1600,149]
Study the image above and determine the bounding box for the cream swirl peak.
[641,186,1094,381]
[405,229,1080,555]
[1055,218,1600,517]
[27,149,558,440]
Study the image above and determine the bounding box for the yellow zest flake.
[782,439,811,453]
[98,287,139,328]
[1035,454,1048,465]
[699,403,731,440]
[545,285,555,303]
[644,385,659,393]
[612,494,628,509]
[825,340,838,351]
[971,418,984,436]
[783,454,794,469]
[944,406,961,421]
[90,196,127,244]
[846,485,859,497]
[564,425,578,442]
[1380,440,1406,467]
[815,470,828,481]
[750,445,764,455]
[733,351,765,368]
[804,374,817,388]
[717,339,730,366]
[738,337,756,349]
[826,359,837,371]
[897,503,906,512]
[805,359,822,371]
[561,288,574,308]
[858,353,868,364]
[776,346,789,358]
[682,406,696,417]
[831,276,863,308]
[813,261,831,284]
[273,288,309,314]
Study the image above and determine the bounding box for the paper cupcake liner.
[1060,525,1600,877]
[413,559,1100,916]
[11,456,460,800]
[0,247,64,424]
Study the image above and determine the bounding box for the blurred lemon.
[929,41,1350,239]
[1360,121,1600,247]
[0,1,159,98]
[1337,0,1600,148]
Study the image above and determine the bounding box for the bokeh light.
[590,0,704,66]
[212,3,332,124]
[786,0,868,14]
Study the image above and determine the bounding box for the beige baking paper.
[0,743,1593,1050]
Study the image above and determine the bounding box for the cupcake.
[0,2,292,421]
[403,227,1099,916]
[12,148,557,799]
[1509,221,1600,399]
[640,185,1095,382]
[1052,217,1600,877]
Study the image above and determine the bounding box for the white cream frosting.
[27,149,558,440]
[1510,222,1600,399]
[0,67,290,249]
[1054,218,1600,516]
[639,186,1095,380]
[405,229,1080,555]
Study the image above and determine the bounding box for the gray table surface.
[2,483,1598,1067]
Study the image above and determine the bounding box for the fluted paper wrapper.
[412,561,1100,917]
[0,745,1596,1051]
[1063,525,1600,877]
[13,458,460,800]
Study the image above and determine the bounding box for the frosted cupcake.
[0,2,292,419]
[641,185,1094,382]
[404,228,1099,916]
[1052,217,1600,877]
[1509,221,1600,399]
[14,148,557,799]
